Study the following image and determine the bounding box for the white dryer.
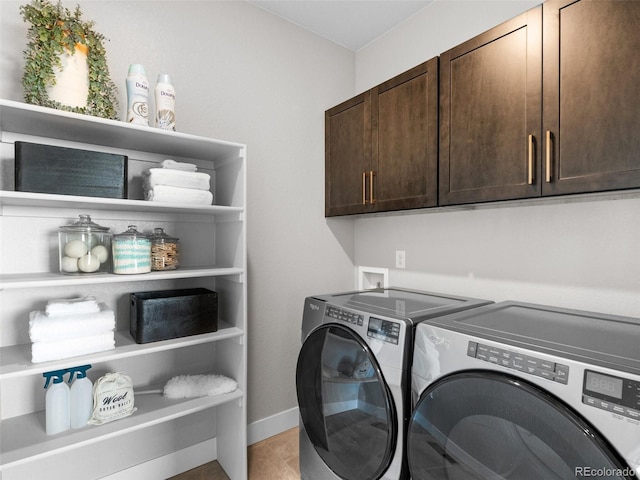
[408,301,640,480]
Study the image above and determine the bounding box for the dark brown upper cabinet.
[325,58,439,216]
[325,92,372,216]
[542,0,640,195]
[439,7,543,206]
[440,0,640,206]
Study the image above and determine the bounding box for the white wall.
[0,0,356,427]
[354,0,640,318]
[355,0,540,92]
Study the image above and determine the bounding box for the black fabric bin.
[15,141,128,199]
[130,288,218,344]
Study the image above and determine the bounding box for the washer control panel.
[326,306,363,326]
[367,317,400,345]
[467,341,569,384]
[326,307,400,345]
[582,369,640,422]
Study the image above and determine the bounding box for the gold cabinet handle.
[362,171,368,205]
[369,170,376,204]
[546,130,552,183]
[527,134,535,185]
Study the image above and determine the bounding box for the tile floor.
[168,427,300,480]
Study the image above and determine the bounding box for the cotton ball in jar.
[61,256,79,273]
[78,253,100,273]
[64,239,88,258]
[91,245,109,263]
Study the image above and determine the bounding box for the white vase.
[46,43,89,108]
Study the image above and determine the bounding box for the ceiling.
[248,0,434,51]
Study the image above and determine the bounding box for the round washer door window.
[408,371,636,480]
[296,324,397,480]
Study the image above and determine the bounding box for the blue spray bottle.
[69,364,93,429]
[43,369,70,435]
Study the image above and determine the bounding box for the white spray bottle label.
[155,74,176,131]
[44,369,70,435]
[69,364,93,429]
[126,64,149,125]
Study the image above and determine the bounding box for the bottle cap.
[157,74,172,84]
[43,369,68,388]
[128,64,146,76]
[69,364,92,382]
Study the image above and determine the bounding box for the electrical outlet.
[395,250,406,269]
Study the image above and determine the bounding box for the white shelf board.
[0,190,243,216]
[0,266,243,290]
[0,387,243,470]
[0,99,245,162]
[0,322,243,380]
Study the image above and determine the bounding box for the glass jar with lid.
[150,227,180,271]
[58,214,111,274]
[112,225,151,274]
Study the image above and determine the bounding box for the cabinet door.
[325,92,372,216]
[439,7,542,206]
[542,0,640,195]
[372,58,439,212]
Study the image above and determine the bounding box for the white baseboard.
[103,438,217,480]
[100,407,300,479]
[247,406,299,445]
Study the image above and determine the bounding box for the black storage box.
[130,288,218,344]
[15,141,128,199]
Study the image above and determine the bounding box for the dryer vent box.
[358,266,389,290]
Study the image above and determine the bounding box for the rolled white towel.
[29,303,115,343]
[45,295,100,317]
[145,185,213,205]
[31,332,115,363]
[161,159,197,172]
[143,168,210,191]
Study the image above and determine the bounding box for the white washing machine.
[408,301,640,480]
[296,288,492,480]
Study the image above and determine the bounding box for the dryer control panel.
[582,370,640,422]
[467,341,569,384]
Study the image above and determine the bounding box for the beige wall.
[0,0,357,426]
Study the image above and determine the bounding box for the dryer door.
[296,324,397,480]
[408,371,636,480]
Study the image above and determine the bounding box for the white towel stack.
[143,159,213,205]
[29,295,116,363]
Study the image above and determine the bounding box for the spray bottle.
[126,64,150,125]
[155,74,176,131]
[43,369,70,435]
[69,364,93,429]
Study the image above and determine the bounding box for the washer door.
[296,324,397,480]
[408,371,636,480]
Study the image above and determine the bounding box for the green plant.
[20,0,119,119]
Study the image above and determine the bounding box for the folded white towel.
[31,332,115,363]
[29,303,115,343]
[161,159,198,172]
[45,295,100,317]
[143,168,211,191]
[145,185,213,205]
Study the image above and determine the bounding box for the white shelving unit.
[0,99,247,479]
